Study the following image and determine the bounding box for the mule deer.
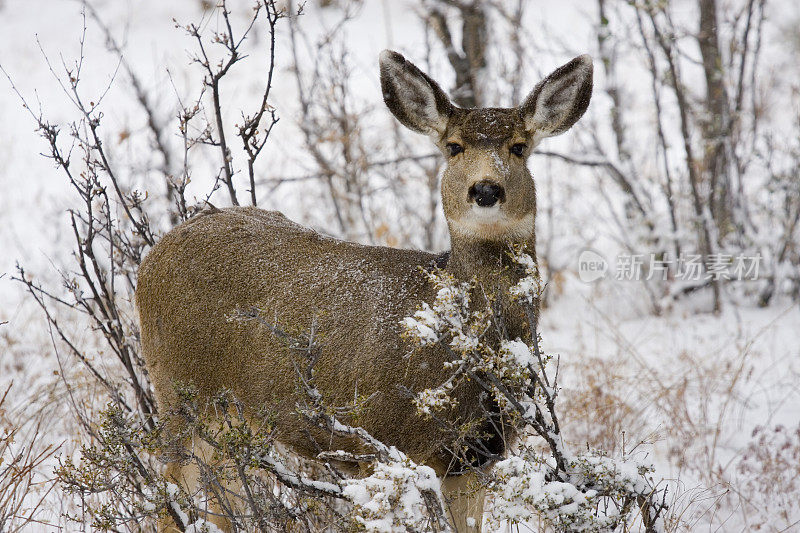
[136,50,592,531]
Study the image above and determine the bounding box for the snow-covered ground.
[1,1,798,531]
[543,277,800,530]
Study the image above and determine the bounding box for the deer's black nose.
[468,180,505,207]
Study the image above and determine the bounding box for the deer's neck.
[446,238,534,283]
[447,239,509,280]
[445,237,537,308]
[445,237,536,341]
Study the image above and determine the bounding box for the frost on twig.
[402,248,668,532]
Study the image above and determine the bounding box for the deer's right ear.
[380,50,453,138]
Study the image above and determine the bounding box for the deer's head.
[380,51,592,243]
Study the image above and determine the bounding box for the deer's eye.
[446,143,464,157]
[510,143,527,157]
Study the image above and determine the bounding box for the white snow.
[500,339,535,369]
[343,455,444,533]
[165,483,189,528]
[185,519,224,533]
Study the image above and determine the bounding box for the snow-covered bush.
[403,251,668,532]
[488,450,662,532]
[342,451,445,532]
[56,388,350,531]
[735,424,800,530]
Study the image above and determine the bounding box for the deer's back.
[137,206,463,470]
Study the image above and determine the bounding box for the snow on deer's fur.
[136,49,592,532]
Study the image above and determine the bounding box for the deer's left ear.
[519,55,593,145]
